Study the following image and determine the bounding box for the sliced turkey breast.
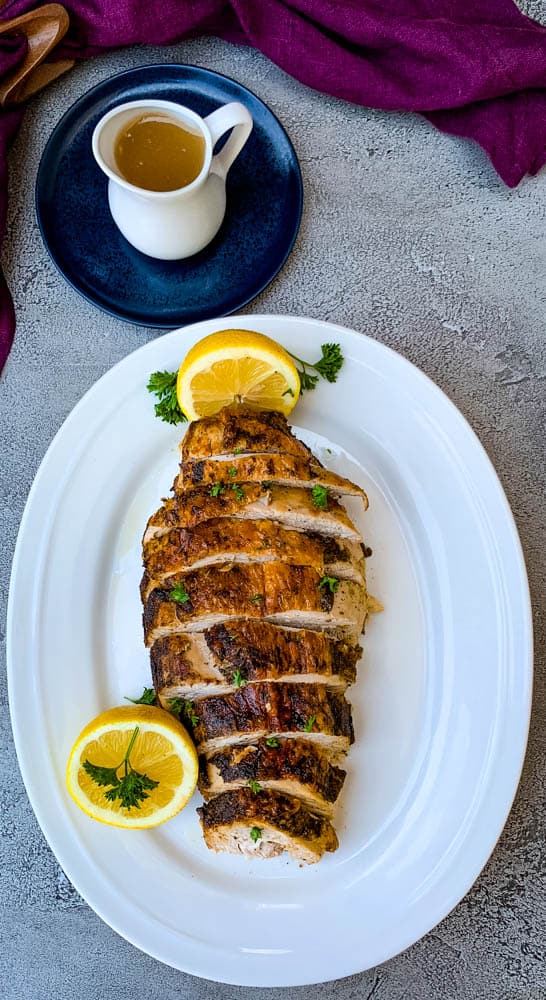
[173,453,368,505]
[180,405,313,462]
[143,484,362,543]
[142,563,368,646]
[141,519,365,599]
[187,682,353,759]
[198,787,338,863]
[151,622,360,700]
[199,739,346,817]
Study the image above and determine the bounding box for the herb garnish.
[247,780,262,794]
[147,371,187,425]
[228,466,237,478]
[287,343,343,393]
[282,387,295,398]
[249,594,263,604]
[250,826,262,842]
[170,583,190,604]
[261,481,273,490]
[233,446,244,455]
[125,687,157,706]
[318,575,339,594]
[266,736,279,748]
[168,697,198,728]
[311,484,328,510]
[83,726,158,810]
[303,715,316,733]
[233,669,247,688]
[210,483,225,498]
[231,483,245,501]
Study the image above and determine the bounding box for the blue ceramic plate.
[36,65,303,327]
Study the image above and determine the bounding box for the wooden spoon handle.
[0,4,73,106]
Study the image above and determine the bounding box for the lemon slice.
[66,705,198,829]
[176,329,300,420]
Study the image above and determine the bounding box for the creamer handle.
[205,102,253,180]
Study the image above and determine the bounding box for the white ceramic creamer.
[92,98,253,260]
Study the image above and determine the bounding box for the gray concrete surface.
[1,21,545,1000]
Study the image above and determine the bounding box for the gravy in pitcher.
[114,113,206,192]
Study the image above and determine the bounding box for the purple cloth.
[0,0,545,372]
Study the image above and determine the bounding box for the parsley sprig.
[147,343,343,424]
[147,371,187,425]
[250,826,262,842]
[168,697,199,728]
[125,687,157,706]
[287,343,343,393]
[318,575,339,594]
[82,726,158,810]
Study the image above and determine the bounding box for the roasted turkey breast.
[198,788,338,863]
[144,484,363,542]
[199,739,346,817]
[141,518,365,598]
[140,404,373,863]
[173,453,368,504]
[151,622,360,701]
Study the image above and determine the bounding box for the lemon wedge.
[176,328,300,420]
[66,705,198,829]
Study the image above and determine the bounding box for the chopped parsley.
[247,780,262,794]
[303,715,316,733]
[318,575,339,594]
[170,583,190,604]
[228,466,237,478]
[249,594,263,604]
[311,484,328,510]
[231,483,245,501]
[210,483,225,498]
[250,826,262,843]
[265,736,279,748]
[232,669,247,688]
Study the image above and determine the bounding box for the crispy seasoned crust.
[141,518,365,598]
[200,738,346,814]
[150,622,359,699]
[191,682,354,750]
[203,621,359,686]
[143,484,362,542]
[197,787,338,862]
[180,406,313,462]
[142,563,368,645]
[173,453,368,504]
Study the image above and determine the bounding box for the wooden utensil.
[0,3,73,106]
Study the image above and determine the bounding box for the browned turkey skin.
[151,622,359,700]
[199,739,346,817]
[198,787,338,862]
[141,404,371,863]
